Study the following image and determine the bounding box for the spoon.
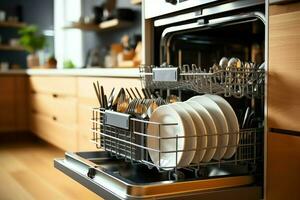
[166,94,179,104]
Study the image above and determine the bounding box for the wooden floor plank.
[0,140,101,200]
[0,171,34,200]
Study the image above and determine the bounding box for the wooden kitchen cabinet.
[29,76,77,96]
[0,74,140,151]
[0,76,15,132]
[267,132,300,200]
[30,93,77,124]
[268,3,300,131]
[267,2,300,200]
[0,75,27,133]
[30,112,77,151]
[29,76,77,151]
[28,75,141,151]
[15,76,28,131]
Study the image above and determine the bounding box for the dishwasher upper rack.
[90,108,263,180]
[140,64,265,99]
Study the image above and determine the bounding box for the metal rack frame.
[90,108,263,180]
[140,65,265,98]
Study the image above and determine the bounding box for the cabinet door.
[15,76,28,131]
[0,76,15,132]
[268,6,300,132]
[267,132,300,200]
[268,3,300,200]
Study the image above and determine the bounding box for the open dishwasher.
[54,0,266,199]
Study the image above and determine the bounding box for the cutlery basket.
[91,108,263,180]
[140,64,265,99]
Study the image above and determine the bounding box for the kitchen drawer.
[267,131,300,200]
[29,76,76,96]
[77,77,141,99]
[30,113,77,151]
[30,93,77,124]
[268,9,300,131]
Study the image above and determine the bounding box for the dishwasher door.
[54,151,261,200]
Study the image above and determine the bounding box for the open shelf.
[64,19,133,32]
[0,21,27,28]
[131,0,142,5]
[0,44,25,51]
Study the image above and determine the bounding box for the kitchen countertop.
[0,68,141,78]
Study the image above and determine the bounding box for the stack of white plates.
[147,94,239,168]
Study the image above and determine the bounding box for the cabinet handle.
[52,94,58,98]
[269,0,298,5]
[270,128,300,137]
[52,116,57,121]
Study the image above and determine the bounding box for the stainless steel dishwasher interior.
[159,12,265,66]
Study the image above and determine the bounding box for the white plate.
[169,103,197,167]
[147,105,184,168]
[204,94,239,159]
[189,95,229,160]
[186,101,217,162]
[175,102,207,164]
[147,105,196,168]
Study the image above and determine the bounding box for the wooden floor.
[0,139,101,200]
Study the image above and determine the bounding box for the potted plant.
[18,25,46,68]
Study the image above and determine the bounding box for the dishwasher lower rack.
[90,108,263,181]
[140,64,265,99]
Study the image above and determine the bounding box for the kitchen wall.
[0,0,54,68]
[0,0,53,30]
